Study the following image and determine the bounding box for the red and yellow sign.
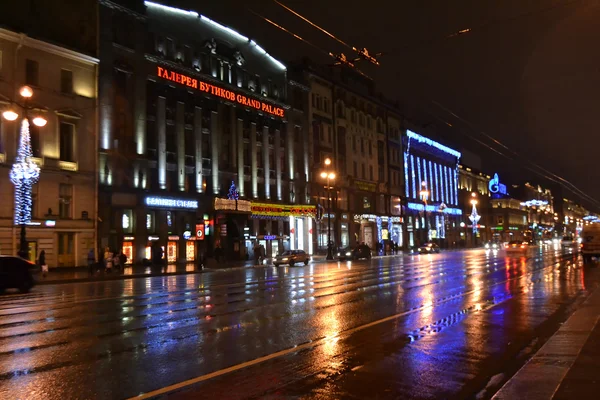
[251,202,316,217]
[157,66,285,118]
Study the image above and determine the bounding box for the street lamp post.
[2,86,47,259]
[321,158,336,260]
[419,181,430,243]
[469,193,480,247]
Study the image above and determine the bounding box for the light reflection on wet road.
[0,246,596,400]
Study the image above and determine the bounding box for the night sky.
[173,0,598,206]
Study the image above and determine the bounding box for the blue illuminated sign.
[488,173,507,196]
[264,234,277,240]
[407,202,463,216]
[145,196,198,209]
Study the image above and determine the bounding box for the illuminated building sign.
[251,202,316,217]
[214,198,252,213]
[407,202,463,216]
[264,235,277,240]
[145,196,198,209]
[520,200,548,207]
[355,180,377,192]
[489,173,507,196]
[157,66,285,118]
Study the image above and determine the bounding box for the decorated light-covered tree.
[10,119,40,225]
[227,180,239,200]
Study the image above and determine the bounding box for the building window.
[146,212,155,231]
[122,209,133,234]
[353,161,357,177]
[59,122,75,162]
[60,69,73,94]
[352,137,356,151]
[360,139,364,154]
[59,184,73,218]
[327,126,332,143]
[368,140,372,156]
[361,164,365,179]
[497,215,504,225]
[25,59,39,86]
[369,165,374,181]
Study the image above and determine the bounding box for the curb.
[492,284,600,400]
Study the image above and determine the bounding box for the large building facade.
[97,1,310,263]
[290,60,404,252]
[0,28,98,266]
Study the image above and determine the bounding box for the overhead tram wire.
[271,0,382,66]
[247,8,373,78]
[430,100,600,205]
[430,101,600,209]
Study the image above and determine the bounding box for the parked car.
[418,243,440,254]
[273,250,309,267]
[352,244,372,260]
[0,256,36,293]
[505,240,529,254]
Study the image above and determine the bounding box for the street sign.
[196,224,205,240]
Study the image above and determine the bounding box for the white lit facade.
[97,1,309,262]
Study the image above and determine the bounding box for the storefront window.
[186,241,195,261]
[167,241,177,263]
[122,241,134,264]
[341,223,349,248]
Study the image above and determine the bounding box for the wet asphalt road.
[0,245,597,400]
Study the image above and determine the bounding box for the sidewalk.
[33,254,332,285]
[493,283,600,399]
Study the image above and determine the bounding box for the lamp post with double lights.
[320,158,336,260]
[2,86,47,259]
[469,192,480,247]
[419,181,430,243]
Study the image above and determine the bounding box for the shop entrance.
[363,226,374,249]
[122,241,134,264]
[185,241,195,261]
[167,241,177,263]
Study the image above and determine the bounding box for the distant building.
[289,60,403,252]
[511,182,556,240]
[0,28,99,266]
[458,164,492,246]
[402,129,462,249]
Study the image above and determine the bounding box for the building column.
[251,122,257,198]
[211,110,219,195]
[176,102,185,191]
[263,126,270,200]
[237,118,244,196]
[275,128,282,201]
[286,124,295,203]
[194,107,203,193]
[157,96,166,190]
[230,106,237,171]
[302,125,309,203]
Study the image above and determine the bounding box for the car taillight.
[520,245,525,248]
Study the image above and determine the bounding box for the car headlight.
[485,244,490,249]
[336,253,341,256]
[282,258,288,261]
[492,244,498,249]
[345,252,352,256]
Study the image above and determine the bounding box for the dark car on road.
[0,256,36,293]
[351,244,372,260]
[273,250,310,267]
[418,242,441,254]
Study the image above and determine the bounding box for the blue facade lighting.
[407,130,462,158]
[407,202,463,216]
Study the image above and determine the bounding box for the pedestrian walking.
[38,250,47,278]
[87,248,95,276]
[105,247,114,273]
[113,250,121,272]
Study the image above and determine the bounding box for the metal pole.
[326,177,333,260]
[18,223,27,259]
[423,199,429,243]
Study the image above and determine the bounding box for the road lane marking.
[128,255,572,399]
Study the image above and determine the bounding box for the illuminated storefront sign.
[520,200,548,207]
[145,196,198,209]
[355,180,377,192]
[251,202,316,217]
[157,66,285,118]
[214,198,252,212]
[407,202,463,216]
[489,173,507,196]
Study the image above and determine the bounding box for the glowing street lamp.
[468,192,481,246]
[1,86,46,259]
[321,159,336,260]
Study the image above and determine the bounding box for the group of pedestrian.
[97,247,127,275]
